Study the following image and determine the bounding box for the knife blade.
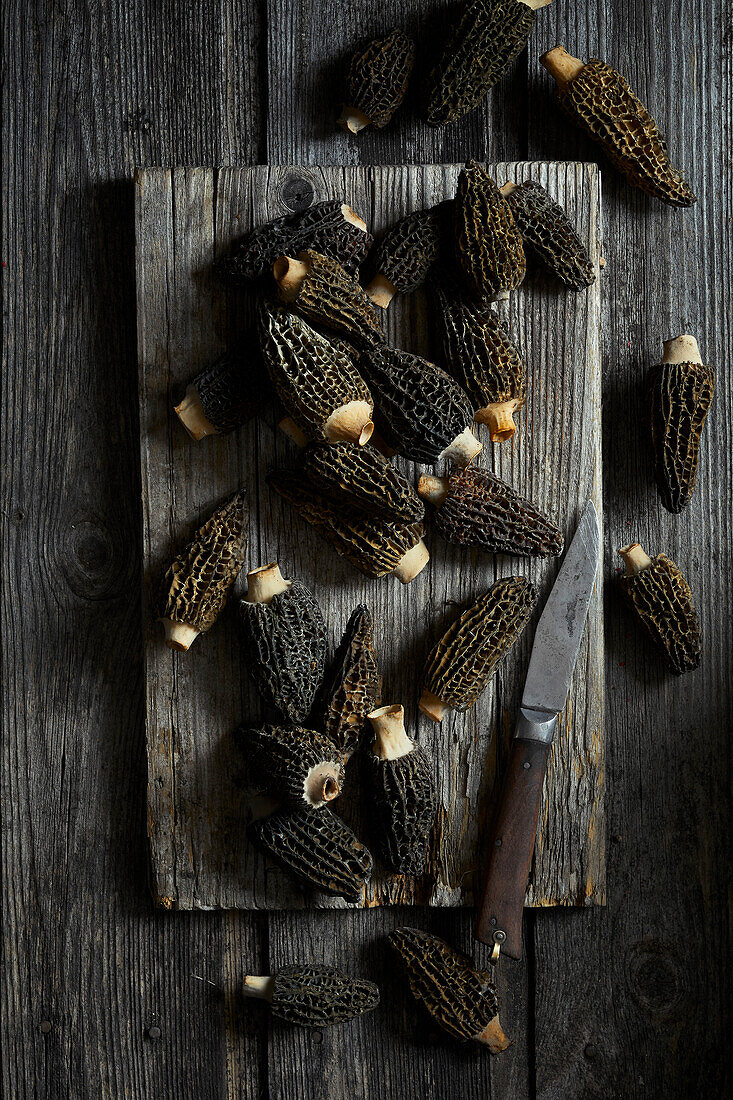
[475,500,600,961]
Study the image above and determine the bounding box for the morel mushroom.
[360,345,482,466]
[338,29,415,134]
[649,335,714,513]
[500,180,595,290]
[419,467,563,558]
[390,927,510,1052]
[243,965,379,1028]
[320,606,381,757]
[425,0,552,126]
[218,199,372,282]
[419,577,537,721]
[250,804,373,901]
[303,441,424,523]
[258,301,374,446]
[236,724,344,808]
[268,468,429,584]
[365,705,436,875]
[239,562,326,723]
[618,544,701,674]
[159,490,247,651]
[431,276,525,441]
[274,250,386,350]
[454,161,525,300]
[174,351,268,440]
[365,205,448,308]
[540,48,696,207]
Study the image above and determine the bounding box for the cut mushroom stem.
[499,181,518,198]
[278,416,309,448]
[243,975,276,1001]
[540,46,585,85]
[393,539,430,584]
[440,427,482,466]
[162,618,200,652]
[323,400,375,445]
[475,399,521,442]
[368,704,415,761]
[365,273,397,309]
[518,0,552,8]
[273,255,310,300]
[417,475,450,508]
[662,334,702,365]
[305,763,342,806]
[619,543,654,576]
[245,562,292,604]
[337,106,371,134]
[341,204,368,232]
[418,688,448,723]
[174,386,217,440]
[476,1015,511,1053]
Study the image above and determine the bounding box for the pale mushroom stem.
[662,334,702,365]
[540,46,585,85]
[278,416,309,448]
[365,273,397,309]
[337,106,371,134]
[341,204,368,232]
[440,427,483,466]
[273,255,310,301]
[305,764,342,806]
[323,400,375,445]
[619,543,654,575]
[393,539,430,584]
[475,399,520,443]
[518,0,552,8]
[162,619,200,652]
[418,688,448,723]
[243,975,276,1002]
[499,181,518,198]
[417,475,450,508]
[245,562,291,604]
[174,386,217,441]
[476,1014,511,1054]
[368,704,414,761]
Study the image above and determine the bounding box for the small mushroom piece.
[618,543,701,674]
[454,161,526,301]
[267,469,430,584]
[236,725,344,808]
[500,180,595,290]
[239,562,326,723]
[274,250,386,350]
[174,351,269,440]
[649,335,714,514]
[540,47,696,207]
[258,301,375,446]
[243,965,380,1028]
[431,276,525,441]
[365,204,448,308]
[217,199,373,282]
[419,577,537,721]
[159,490,248,651]
[418,467,563,558]
[303,441,424,523]
[360,345,482,467]
[250,804,373,902]
[390,927,510,1052]
[366,705,437,875]
[338,29,415,134]
[320,605,382,757]
[425,0,552,126]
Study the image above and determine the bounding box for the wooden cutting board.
[135,163,605,911]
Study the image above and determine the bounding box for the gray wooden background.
[2,2,730,1097]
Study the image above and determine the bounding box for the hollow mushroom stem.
[619,543,654,576]
[323,400,375,445]
[245,562,291,604]
[475,399,521,443]
[417,475,450,508]
[365,273,397,309]
[440,427,483,466]
[337,106,371,134]
[304,763,342,806]
[273,255,310,301]
[174,386,217,440]
[393,539,430,584]
[540,46,585,85]
[162,618,200,652]
[243,975,276,1001]
[278,416,309,448]
[341,204,368,232]
[662,334,702,365]
[499,181,518,198]
[418,688,448,723]
[368,704,415,761]
[476,1015,511,1053]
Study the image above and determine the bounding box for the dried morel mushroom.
[419,577,537,721]
[390,928,510,1052]
[258,301,374,446]
[174,351,268,441]
[431,276,525,441]
[360,345,482,467]
[236,724,344,809]
[303,441,424,524]
[649,335,714,514]
[218,200,372,282]
[500,180,595,290]
[268,468,429,584]
[365,205,447,309]
[239,562,327,723]
[365,705,436,875]
[338,29,415,134]
[540,48,696,207]
[425,0,552,126]
[418,467,563,558]
[250,804,373,901]
[274,250,386,350]
[454,162,526,300]
[618,544,701,675]
[320,605,381,756]
[160,490,247,651]
[243,965,379,1028]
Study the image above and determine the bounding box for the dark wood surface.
[2,1,730,1097]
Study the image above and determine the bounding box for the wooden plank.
[137,162,604,914]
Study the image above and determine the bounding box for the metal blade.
[522,500,600,716]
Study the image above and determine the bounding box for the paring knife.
[475,500,600,961]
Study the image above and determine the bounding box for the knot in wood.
[281,175,314,212]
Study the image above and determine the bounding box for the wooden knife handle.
[475,737,552,960]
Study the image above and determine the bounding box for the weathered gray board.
[135,163,604,911]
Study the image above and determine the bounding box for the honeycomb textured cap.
[303,441,424,523]
[372,206,445,295]
[648,360,714,513]
[235,725,344,807]
[320,605,382,756]
[271,964,380,1027]
[504,180,595,289]
[618,551,702,674]
[178,349,270,437]
[366,744,437,875]
[340,29,415,130]
[454,162,526,298]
